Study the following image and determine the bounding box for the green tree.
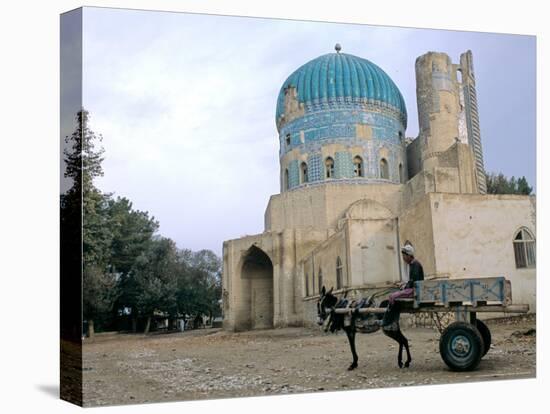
[62,109,116,337]
[176,249,222,320]
[486,172,533,195]
[132,237,178,333]
[517,176,533,195]
[108,197,160,332]
[108,197,159,276]
[83,265,117,336]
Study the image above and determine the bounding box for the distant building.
[222,46,536,330]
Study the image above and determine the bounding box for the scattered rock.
[511,329,536,339]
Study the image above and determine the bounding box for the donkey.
[317,286,412,370]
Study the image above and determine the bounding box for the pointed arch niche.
[240,245,274,329]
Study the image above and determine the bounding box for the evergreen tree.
[108,197,159,276]
[517,176,533,195]
[62,109,116,337]
[486,172,533,195]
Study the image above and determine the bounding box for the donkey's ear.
[327,287,333,295]
[321,286,326,295]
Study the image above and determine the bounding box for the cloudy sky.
[77,7,536,256]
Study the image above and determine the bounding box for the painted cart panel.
[413,277,512,308]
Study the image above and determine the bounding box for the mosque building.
[222,45,536,331]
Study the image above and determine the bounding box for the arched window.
[318,268,323,294]
[513,228,536,268]
[336,257,343,289]
[305,272,309,297]
[399,163,404,183]
[380,158,389,179]
[284,168,289,190]
[325,157,334,179]
[353,156,363,177]
[300,162,308,184]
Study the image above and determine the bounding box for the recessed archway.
[240,246,274,329]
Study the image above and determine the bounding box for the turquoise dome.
[276,52,407,126]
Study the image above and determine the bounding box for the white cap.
[401,245,414,256]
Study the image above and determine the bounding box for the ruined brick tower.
[414,50,486,193]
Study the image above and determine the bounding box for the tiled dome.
[276,51,407,127]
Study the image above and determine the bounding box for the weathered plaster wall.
[406,136,422,179]
[300,229,348,296]
[398,194,437,278]
[223,228,328,331]
[436,142,478,193]
[265,183,403,232]
[429,193,536,310]
[348,218,401,285]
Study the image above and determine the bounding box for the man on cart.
[380,244,424,326]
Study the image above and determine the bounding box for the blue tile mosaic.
[335,151,353,179]
[279,108,404,156]
[276,52,407,125]
[308,154,323,182]
[288,160,300,188]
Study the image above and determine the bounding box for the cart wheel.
[439,321,484,371]
[475,319,492,357]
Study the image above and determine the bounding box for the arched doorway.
[241,246,274,329]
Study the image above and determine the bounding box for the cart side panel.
[415,277,507,306]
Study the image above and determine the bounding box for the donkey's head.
[317,286,338,326]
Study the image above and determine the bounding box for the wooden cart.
[333,277,529,371]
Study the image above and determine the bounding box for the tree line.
[485,172,533,195]
[61,110,221,337]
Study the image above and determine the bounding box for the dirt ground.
[82,315,536,407]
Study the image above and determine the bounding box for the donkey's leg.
[344,326,358,370]
[393,330,411,368]
[383,329,403,368]
[400,331,412,368]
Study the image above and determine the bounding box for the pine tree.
[61,109,116,337]
[486,172,533,195]
[517,176,533,195]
